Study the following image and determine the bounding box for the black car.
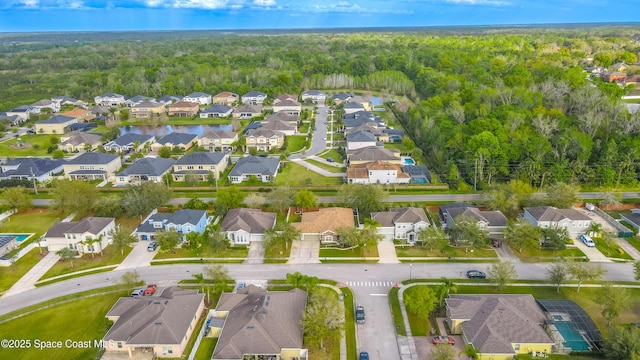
[466,270,487,279]
[359,352,369,360]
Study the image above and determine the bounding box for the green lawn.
[625,236,640,253]
[403,285,431,336]
[264,242,291,261]
[306,159,346,173]
[384,142,410,153]
[154,245,248,259]
[286,136,307,153]
[275,162,343,186]
[593,237,634,260]
[0,248,45,294]
[40,245,133,281]
[0,292,121,360]
[0,209,62,240]
[512,244,587,262]
[342,286,357,360]
[395,245,497,258]
[389,286,407,336]
[318,149,345,162]
[195,338,217,359]
[319,245,379,258]
[0,134,64,157]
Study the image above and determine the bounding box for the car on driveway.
[466,270,486,279]
[326,158,334,163]
[432,335,455,345]
[144,284,157,296]
[237,282,246,290]
[580,234,596,247]
[359,352,369,360]
[147,241,157,251]
[130,288,145,297]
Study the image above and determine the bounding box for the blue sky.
[0,0,639,32]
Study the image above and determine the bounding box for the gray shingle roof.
[371,207,428,227]
[402,165,431,182]
[135,209,206,233]
[117,157,176,177]
[302,90,326,96]
[249,128,285,138]
[346,130,377,142]
[524,206,591,222]
[108,133,154,147]
[202,105,232,114]
[175,152,226,166]
[37,115,76,124]
[186,92,210,97]
[212,286,306,359]
[243,91,267,97]
[332,93,353,101]
[201,130,236,140]
[97,93,123,98]
[344,102,365,109]
[221,208,276,233]
[132,101,162,108]
[229,156,280,177]
[273,99,300,107]
[260,120,295,132]
[235,104,262,113]
[103,287,204,346]
[348,146,399,162]
[66,152,119,165]
[156,132,197,146]
[59,132,102,147]
[1,158,66,178]
[46,217,114,238]
[447,207,508,227]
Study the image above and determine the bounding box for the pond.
[119,124,232,137]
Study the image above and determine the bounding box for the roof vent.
[154,322,162,325]
[247,326,254,329]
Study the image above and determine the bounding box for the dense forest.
[2,27,640,188]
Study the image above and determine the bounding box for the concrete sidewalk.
[115,242,156,271]
[2,251,59,298]
[290,158,345,177]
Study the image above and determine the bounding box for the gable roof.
[212,286,306,359]
[31,99,56,107]
[263,112,298,123]
[103,287,204,346]
[156,132,197,146]
[135,209,207,233]
[96,93,124,98]
[46,217,114,237]
[66,152,119,165]
[347,130,377,142]
[168,101,199,108]
[202,105,232,114]
[273,99,301,107]
[37,115,76,124]
[275,94,297,102]
[214,91,238,98]
[261,120,296,132]
[293,207,354,234]
[59,132,102,146]
[302,90,326,96]
[229,156,280,177]
[185,92,211,98]
[243,91,267,98]
[1,157,66,178]
[348,146,400,162]
[371,207,428,227]
[108,133,154,147]
[235,104,262,113]
[332,93,353,101]
[447,207,508,227]
[132,101,164,109]
[201,130,237,140]
[117,157,176,177]
[175,152,227,166]
[524,206,591,222]
[347,160,410,180]
[220,208,276,233]
[249,128,285,139]
[446,294,553,355]
[158,95,183,103]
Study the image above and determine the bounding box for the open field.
[0,249,44,293]
[395,245,497,258]
[306,158,346,173]
[275,162,343,186]
[153,245,248,259]
[40,245,133,280]
[286,135,307,153]
[0,134,63,157]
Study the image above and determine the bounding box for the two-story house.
[44,216,115,254]
[167,101,199,117]
[103,133,155,153]
[35,115,77,134]
[199,130,238,152]
[347,147,401,165]
[157,95,183,105]
[522,206,592,235]
[134,209,208,242]
[241,91,267,105]
[63,152,122,181]
[151,133,198,152]
[126,95,156,107]
[346,130,380,150]
[346,160,411,185]
[183,92,212,105]
[443,205,508,238]
[233,104,262,119]
[371,207,430,243]
[58,132,102,152]
[31,99,61,113]
[260,120,297,136]
[271,99,301,115]
[95,93,126,107]
[301,90,327,104]
[220,208,277,246]
[213,92,239,106]
[172,152,229,182]
[115,157,176,185]
[245,128,285,152]
[130,101,166,118]
[228,156,280,184]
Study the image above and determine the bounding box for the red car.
[144,284,157,296]
[432,336,455,345]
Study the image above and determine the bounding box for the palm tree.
[192,273,205,294]
[589,222,603,237]
[438,277,458,307]
[84,237,100,258]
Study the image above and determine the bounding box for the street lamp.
[409,263,413,280]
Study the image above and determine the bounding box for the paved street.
[289,105,328,159]
[352,283,400,360]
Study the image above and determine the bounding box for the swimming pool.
[555,322,589,351]
[0,234,32,242]
[402,157,416,165]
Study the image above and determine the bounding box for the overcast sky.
[1,0,639,32]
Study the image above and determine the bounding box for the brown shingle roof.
[220,208,276,233]
[293,207,354,234]
[212,286,307,359]
[168,101,199,108]
[346,161,410,179]
[371,207,428,227]
[524,206,591,222]
[61,108,92,118]
[348,147,400,162]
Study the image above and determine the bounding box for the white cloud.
[57,0,84,8]
[446,0,511,6]
[302,1,411,14]
[19,0,39,7]
[253,0,275,6]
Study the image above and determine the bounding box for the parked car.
[359,352,369,360]
[237,281,246,290]
[432,335,455,345]
[492,239,502,248]
[147,241,157,251]
[326,158,335,163]
[144,284,157,296]
[130,288,145,297]
[580,234,596,248]
[323,137,327,140]
[466,270,486,279]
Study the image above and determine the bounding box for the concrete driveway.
[244,242,265,264]
[572,237,611,262]
[287,240,320,264]
[415,336,466,360]
[115,241,157,270]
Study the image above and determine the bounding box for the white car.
[580,234,595,247]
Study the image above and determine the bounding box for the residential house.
[167,101,199,117]
[346,130,380,151]
[401,165,431,184]
[346,160,411,185]
[90,105,110,117]
[610,62,628,72]
[347,146,401,165]
[343,101,366,114]
[134,209,208,242]
[331,92,353,104]
[233,104,262,119]
[63,152,122,181]
[241,91,268,105]
[350,96,373,111]
[6,105,39,122]
[620,209,640,232]
[157,95,183,105]
[102,287,205,359]
[183,92,212,105]
[60,108,94,122]
[293,207,355,244]
[151,132,198,152]
[601,71,626,83]
[301,90,327,104]
[130,101,166,118]
[126,95,156,107]
[67,122,98,132]
[51,96,86,107]
[116,157,176,185]
[0,113,21,126]
[0,157,66,182]
[260,119,297,136]
[245,128,285,152]
[211,286,307,360]
[220,208,277,246]
[200,104,233,118]
[228,156,280,184]
[44,216,115,253]
[262,112,300,126]
[172,152,229,182]
[31,99,60,113]
[271,99,301,115]
[273,94,298,104]
[213,92,239,106]
[34,115,77,134]
[443,206,508,238]
[94,93,126,107]
[58,132,102,152]
[446,294,554,360]
[438,203,473,225]
[522,206,592,235]
[622,74,640,87]
[199,130,238,152]
[342,111,385,130]
[371,207,430,242]
[103,133,155,153]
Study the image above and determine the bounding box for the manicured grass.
[286,135,307,153]
[154,245,248,259]
[40,245,133,280]
[0,248,44,293]
[0,209,62,240]
[195,337,217,359]
[0,292,121,359]
[0,134,63,157]
[625,236,640,253]
[384,142,411,153]
[593,237,634,260]
[264,242,291,260]
[275,162,343,186]
[342,286,357,360]
[403,286,431,336]
[307,158,346,173]
[320,245,379,258]
[318,149,345,162]
[512,244,587,262]
[395,245,497,258]
[389,286,407,336]
[306,287,341,360]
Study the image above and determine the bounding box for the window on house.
[324,235,333,242]
[514,344,520,350]
[117,342,122,348]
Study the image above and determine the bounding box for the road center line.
[370,293,388,296]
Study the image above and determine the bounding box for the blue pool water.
[555,322,589,351]
[402,158,416,165]
[0,234,31,242]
